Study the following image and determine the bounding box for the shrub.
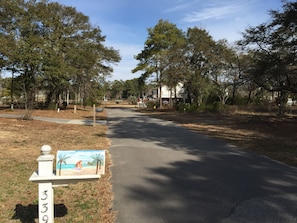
[128,96,137,105]
[176,103,191,112]
[146,101,159,109]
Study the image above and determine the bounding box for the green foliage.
[0,0,120,109]
[130,1,297,115]
[177,101,227,113]
[124,79,141,98]
[2,0,296,115]
[176,103,196,113]
[240,1,297,114]
[46,102,57,110]
[110,78,144,100]
[226,96,249,105]
[146,101,158,109]
[133,21,244,109]
[133,19,185,107]
[110,80,125,99]
[200,102,226,113]
[128,95,137,105]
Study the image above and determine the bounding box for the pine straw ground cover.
[0,107,115,223]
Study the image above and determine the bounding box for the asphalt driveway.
[107,108,297,223]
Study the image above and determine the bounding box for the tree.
[0,0,21,69]
[133,19,185,108]
[239,1,297,114]
[123,79,140,99]
[57,153,70,176]
[110,80,124,99]
[235,51,260,104]
[162,38,186,107]
[0,0,120,110]
[183,28,217,106]
[91,153,104,174]
[209,40,241,105]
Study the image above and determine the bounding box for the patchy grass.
[0,106,114,223]
[1,104,297,222]
[141,109,297,167]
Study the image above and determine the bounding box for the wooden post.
[93,104,96,127]
[74,105,77,114]
[37,145,55,223]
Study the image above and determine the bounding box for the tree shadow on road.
[107,109,297,223]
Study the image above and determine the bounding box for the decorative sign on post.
[29,145,103,223]
[56,150,105,176]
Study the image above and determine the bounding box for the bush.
[128,96,137,105]
[177,102,227,113]
[47,102,58,110]
[200,102,225,112]
[176,103,191,112]
[226,96,249,105]
[146,101,159,109]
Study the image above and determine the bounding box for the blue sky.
[53,0,283,81]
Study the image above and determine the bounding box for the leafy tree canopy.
[0,0,121,108]
[239,0,297,94]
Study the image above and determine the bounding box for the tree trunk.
[45,89,55,109]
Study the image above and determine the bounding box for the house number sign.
[41,190,49,222]
[39,182,53,223]
[29,145,101,222]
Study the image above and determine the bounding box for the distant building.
[144,83,184,105]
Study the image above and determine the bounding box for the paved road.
[107,108,297,223]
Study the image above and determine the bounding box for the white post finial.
[38,145,54,176]
[41,145,52,155]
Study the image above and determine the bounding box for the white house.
[144,83,184,105]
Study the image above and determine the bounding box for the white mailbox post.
[29,145,100,223]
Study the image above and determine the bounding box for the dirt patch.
[0,106,107,120]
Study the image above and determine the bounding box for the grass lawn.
[0,106,114,223]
